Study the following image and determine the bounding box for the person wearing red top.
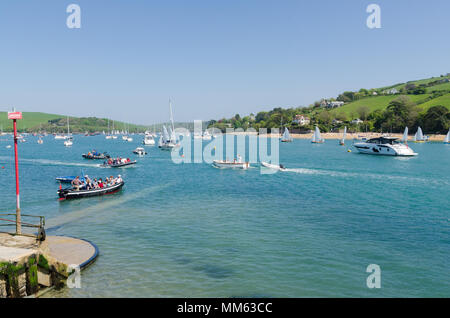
[98,179,104,188]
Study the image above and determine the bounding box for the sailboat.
[111,121,118,139]
[202,130,212,140]
[159,99,180,150]
[106,119,113,139]
[64,117,73,147]
[339,126,347,146]
[413,126,426,143]
[444,129,450,144]
[281,128,292,142]
[401,127,409,144]
[311,126,324,143]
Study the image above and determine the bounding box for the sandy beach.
[226,131,447,142]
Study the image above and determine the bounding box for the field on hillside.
[329,94,431,118]
[0,111,147,132]
[417,93,450,112]
[392,76,450,90]
[0,112,62,131]
[427,82,450,92]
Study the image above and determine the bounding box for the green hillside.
[0,111,147,133]
[418,93,450,112]
[330,94,437,118]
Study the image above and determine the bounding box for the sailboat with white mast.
[159,99,180,150]
[401,127,409,143]
[281,127,292,142]
[311,126,324,143]
[413,126,427,143]
[444,129,450,144]
[64,117,73,147]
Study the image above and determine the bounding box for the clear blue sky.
[1,0,449,125]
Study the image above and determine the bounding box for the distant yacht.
[159,99,180,150]
[63,117,73,147]
[353,136,417,156]
[311,126,324,143]
[202,130,212,140]
[143,133,155,145]
[444,129,450,144]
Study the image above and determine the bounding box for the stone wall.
[0,253,69,298]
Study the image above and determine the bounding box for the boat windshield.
[367,137,397,145]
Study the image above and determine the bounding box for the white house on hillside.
[293,115,310,126]
[351,118,363,125]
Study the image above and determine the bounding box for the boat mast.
[169,98,175,133]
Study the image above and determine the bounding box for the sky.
[1,0,450,125]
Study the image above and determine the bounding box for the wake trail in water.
[284,167,449,186]
[46,183,171,229]
[0,156,99,168]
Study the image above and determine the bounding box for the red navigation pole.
[8,109,22,235]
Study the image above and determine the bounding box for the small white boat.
[133,147,147,155]
[127,137,133,142]
[261,161,287,171]
[444,129,449,144]
[311,126,324,143]
[143,134,155,145]
[202,131,212,140]
[353,137,417,156]
[6,145,12,149]
[37,137,43,144]
[281,128,292,142]
[213,156,249,169]
[54,134,67,140]
[64,137,73,147]
[122,135,128,141]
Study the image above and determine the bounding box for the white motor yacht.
[353,137,417,156]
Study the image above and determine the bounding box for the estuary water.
[0,134,449,297]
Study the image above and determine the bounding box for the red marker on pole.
[8,110,22,235]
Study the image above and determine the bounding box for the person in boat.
[98,178,104,188]
[279,164,285,169]
[93,178,99,189]
[71,176,83,191]
[85,175,93,190]
[109,175,116,185]
[116,174,123,184]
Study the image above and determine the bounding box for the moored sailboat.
[444,129,450,144]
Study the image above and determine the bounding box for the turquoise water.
[0,135,449,297]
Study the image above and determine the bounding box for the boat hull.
[82,154,110,160]
[58,182,124,199]
[102,161,137,168]
[213,160,250,169]
[353,143,417,156]
[261,162,286,171]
